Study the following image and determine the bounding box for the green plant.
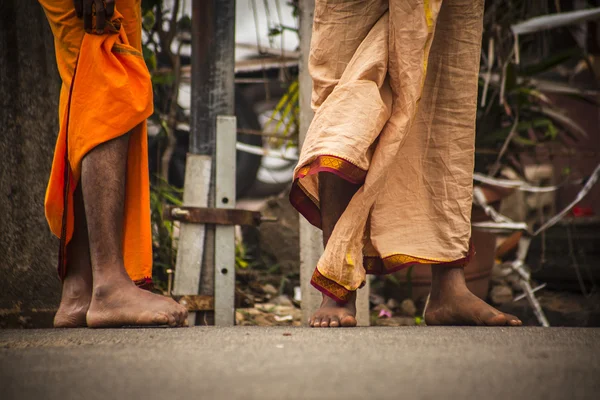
[476,1,598,176]
[150,178,183,292]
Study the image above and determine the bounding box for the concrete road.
[1,327,599,400]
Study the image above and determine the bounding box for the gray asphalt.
[1,327,599,400]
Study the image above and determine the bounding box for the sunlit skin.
[54,1,188,328]
[308,172,523,328]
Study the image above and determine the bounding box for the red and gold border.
[134,277,154,291]
[289,155,367,229]
[311,244,475,304]
[291,154,476,305]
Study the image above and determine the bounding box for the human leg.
[425,266,522,326]
[53,186,92,328]
[309,173,360,328]
[82,133,187,328]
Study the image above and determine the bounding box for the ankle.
[430,266,469,300]
[61,275,92,298]
[321,292,356,310]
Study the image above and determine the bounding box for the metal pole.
[298,0,369,326]
[175,0,236,325]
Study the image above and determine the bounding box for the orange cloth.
[40,0,153,282]
[291,0,483,302]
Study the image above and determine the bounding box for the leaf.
[151,72,176,85]
[177,15,192,32]
[511,8,600,36]
[516,88,553,106]
[142,9,156,31]
[142,45,157,71]
[504,62,518,93]
[521,48,581,76]
[142,0,161,14]
[532,106,589,139]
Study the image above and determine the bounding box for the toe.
[506,314,522,326]
[340,315,357,327]
[177,307,187,326]
[312,318,321,327]
[151,312,169,325]
[329,317,340,327]
[320,318,330,328]
[485,313,509,326]
[180,310,189,326]
[166,313,178,327]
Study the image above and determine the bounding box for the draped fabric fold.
[290,0,484,303]
[40,0,153,283]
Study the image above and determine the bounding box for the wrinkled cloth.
[290,0,484,302]
[40,0,154,283]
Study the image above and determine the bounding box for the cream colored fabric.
[293,0,484,296]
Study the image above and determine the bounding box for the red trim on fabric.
[310,242,475,304]
[289,180,322,228]
[57,55,80,281]
[296,155,367,185]
[134,277,154,291]
[310,279,347,305]
[289,155,366,229]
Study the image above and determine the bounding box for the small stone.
[490,285,513,305]
[273,295,293,307]
[254,313,277,326]
[386,298,399,310]
[373,304,391,313]
[261,284,278,296]
[376,316,416,327]
[18,316,32,328]
[370,294,385,306]
[399,299,417,317]
[235,311,246,324]
[245,307,263,316]
[273,305,296,315]
[256,303,276,312]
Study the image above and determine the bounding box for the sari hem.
[289,154,367,229]
[311,244,474,305]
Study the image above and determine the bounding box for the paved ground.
[1,327,599,400]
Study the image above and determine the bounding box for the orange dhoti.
[290,0,484,302]
[41,0,153,284]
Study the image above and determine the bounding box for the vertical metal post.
[298,0,322,326]
[175,0,236,325]
[214,116,237,326]
[298,0,369,326]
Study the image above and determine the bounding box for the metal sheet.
[164,206,262,226]
[214,116,237,326]
[173,155,212,326]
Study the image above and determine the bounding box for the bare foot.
[86,273,188,328]
[310,292,357,328]
[54,275,92,328]
[425,266,522,326]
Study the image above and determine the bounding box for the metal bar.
[173,295,215,312]
[513,283,546,302]
[173,154,212,326]
[187,0,236,323]
[298,0,323,326]
[165,206,263,226]
[190,0,235,155]
[235,142,299,161]
[214,116,237,326]
[520,279,550,327]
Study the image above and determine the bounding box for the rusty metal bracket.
[164,205,276,226]
[172,295,214,312]
[171,289,254,312]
